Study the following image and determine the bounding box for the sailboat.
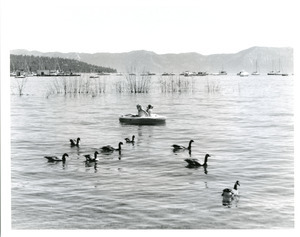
[268,59,282,76]
[267,60,276,75]
[251,60,260,75]
[212,65,227,75]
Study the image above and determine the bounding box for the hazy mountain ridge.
[11,46,293,73]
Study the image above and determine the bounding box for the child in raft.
[136,104,149,117]
[146,104,154,116]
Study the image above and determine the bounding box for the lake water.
[10,74,294,229]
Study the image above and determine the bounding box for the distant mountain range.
[10,46,293,74]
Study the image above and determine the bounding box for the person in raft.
[136,104,149,117]
[146,104,154,116]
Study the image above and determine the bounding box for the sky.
[1,0,298,55]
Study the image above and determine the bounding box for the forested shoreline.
[10,54,117,73]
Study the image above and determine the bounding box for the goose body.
[101,142,123,152]
[45,153,68,162]
[222,181,240,198]
[70,137,80,147]
[185,154,210,168]
[84,151,99,162]
[125,135,135,143]
[172,140,194,151]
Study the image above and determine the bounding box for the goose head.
[203,154,211,165]
[62,153,69,161]
[188,140,194,149]
[234,181,240,190]
[118,142,123,149]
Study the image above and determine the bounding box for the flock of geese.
[44,137,240,206]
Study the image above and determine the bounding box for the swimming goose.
[44,153,69,162]
[70,137,80,147]
[84,151,99,162]
[125,135,135,143]
[172,140,194,151]
[222,181,240,198]
[101,142,123,152]
[185,154,210,168]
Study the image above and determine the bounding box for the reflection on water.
[222,195,240,208]
[10,75,294,229]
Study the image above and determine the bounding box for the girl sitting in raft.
[136,104,149,117]
[146,104,154,116]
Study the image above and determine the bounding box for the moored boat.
[252,60,260,75]
[119,114,166,125]
[197,71,209,76]
[237,70,249,77]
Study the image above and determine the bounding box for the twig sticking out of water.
[115,73,152,93]
[14,77,28,96]
[45,75,106,98]
[159,75,194,93]
[206,79,221,93]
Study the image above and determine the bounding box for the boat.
[212,70,227,76]
[15,74,26,78]
[162,72,175,76]
[217,65,227,75]
[140,72,156,76]
[197,71,209,76]
[180,71,196,77]
[119,114,166,125]
[267,71,277,75]
[97,72,110,76]
[268,59,283,76]
[219,70,227,75]
[237,70,249,77]
[252,60,260,75]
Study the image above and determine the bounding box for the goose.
[44,153,69,162]
[101,142,123,152]
[185,154,210,168]
[70,137,80,147]
[84,151,99,162]
[125,135,135,143]
[222,181,240,198]
[172,140,194,151]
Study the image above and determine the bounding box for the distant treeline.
[10,54,117,73]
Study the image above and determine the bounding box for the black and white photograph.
[1,0,299,236]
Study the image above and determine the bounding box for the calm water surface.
[11,74,294,229]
